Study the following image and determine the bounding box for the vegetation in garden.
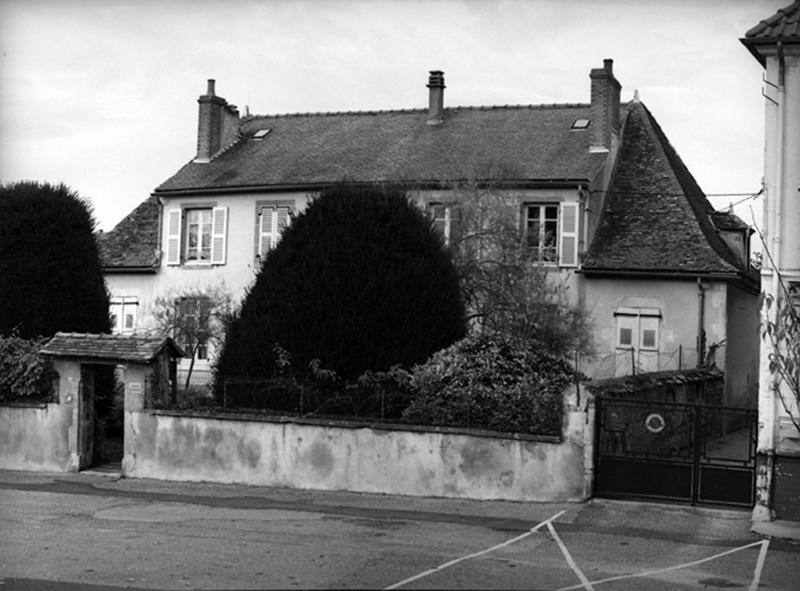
[214,182,467,395]
[433,178,592,357]
[403,332,573,435]
[0,181,111,339]
[0,334,57,403]
[151,283,235,390]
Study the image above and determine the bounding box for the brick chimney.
[195,79,240,163]
[426,70,445,125]
[589,59,621,153]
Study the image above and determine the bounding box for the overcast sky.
[0,0,784,235]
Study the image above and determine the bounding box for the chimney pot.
[207,79,216,96]
[603,59,613,73]
[426,70,445,125]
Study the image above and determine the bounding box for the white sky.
[0,0,784,235]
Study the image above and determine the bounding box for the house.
[99,60,759,404]
[741,1,800,523]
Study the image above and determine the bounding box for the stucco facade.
[742,1,800,522]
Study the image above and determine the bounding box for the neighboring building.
[100,60,759,398]
[741,1,800,522]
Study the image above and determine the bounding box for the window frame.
[614,308,661,352]
[110,296,139,334]
[524,202,560,264]
[254,199,295,264]
[429,202,454,246]
[183,207,213,264]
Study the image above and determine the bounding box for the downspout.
[772,41,785,309]
[766,40,786,484]
[697,278,706,367]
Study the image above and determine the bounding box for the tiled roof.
[742,1,800,65]
[582,102,755,281]
[156,104,609,193]
[98,196,160,271]
[711,211,750,232]
[40,332,183,362]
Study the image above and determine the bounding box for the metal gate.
[594,398,757,507]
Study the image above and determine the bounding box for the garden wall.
[123,391,595,502]
[0,403,73,472]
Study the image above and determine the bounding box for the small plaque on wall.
[128,382,142,394]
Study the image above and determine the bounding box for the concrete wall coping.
[148,408,564,443]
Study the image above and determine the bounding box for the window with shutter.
[257,205,291,259]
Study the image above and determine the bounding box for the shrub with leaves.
[215,182,467,397]
[0,334,56,402]
[0,181,110,338]
[402,333,575,435]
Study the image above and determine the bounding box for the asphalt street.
[1,470,798,590]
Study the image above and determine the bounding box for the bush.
[0,334,57,402]
[0,181,111,339]
[215,183,467,399]
[402,333,575,435]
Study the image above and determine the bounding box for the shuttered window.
[258,205,291,259]
[165,206,227,266]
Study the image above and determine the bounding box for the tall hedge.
[216,183,466,384]
[0,181,111,338]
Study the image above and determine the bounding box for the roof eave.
[101,265,159,274]
[578,267,760,292]
[740,36,800,67]
[153,178,593,198]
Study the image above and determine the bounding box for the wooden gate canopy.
[40,332,183,363]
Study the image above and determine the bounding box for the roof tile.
[582,102,755,280]
[156,105,608,193]
[40,332,183,362]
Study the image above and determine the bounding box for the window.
[615,308,661,351]
[522,202,579,267]
[525,204,559,262]
[185,208,212,263]
[257,204,291,259]
[110,297,138,334]
[166,206,228,266]
[430,203,453,246]
[176,296,211,361]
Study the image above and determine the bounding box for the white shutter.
[559,202,579,267]
[166,209,182,265]
[258,207,274,257]
[211,206,227,265]
[276,206,290,240]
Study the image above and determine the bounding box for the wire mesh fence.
[577,345,722,380]
[218,377,563,436]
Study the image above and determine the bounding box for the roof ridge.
[244,102,593,121]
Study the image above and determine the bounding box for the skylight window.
[252,129,271,140]
[571,119,590,129]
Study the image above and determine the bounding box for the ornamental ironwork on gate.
[594,398,757,507]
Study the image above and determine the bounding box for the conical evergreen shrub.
[0,181,111,338]
[216,183,466,386]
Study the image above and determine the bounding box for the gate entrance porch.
[594,398,757,507]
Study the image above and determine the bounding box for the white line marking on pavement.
[556,539,767,590]
[383,510,566,590]
[749,539,769,591]
[546,521,594,590]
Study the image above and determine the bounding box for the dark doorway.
[90,364,124,468]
